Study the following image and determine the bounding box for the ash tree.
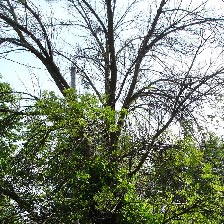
[0,0,224,223]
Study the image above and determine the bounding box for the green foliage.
[0,89,125,223]
[0,82,23,222]
[0,84,223,223]
[140,136,224,223]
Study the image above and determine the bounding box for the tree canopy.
[0,0,224,223]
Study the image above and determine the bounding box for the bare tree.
[1,0,224,222]
[1,0,224,172]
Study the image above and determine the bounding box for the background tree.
[0,0,224,223]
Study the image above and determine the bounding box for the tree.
[0,86,223,223]
[139,135,224,223]
[0,0,224,223]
